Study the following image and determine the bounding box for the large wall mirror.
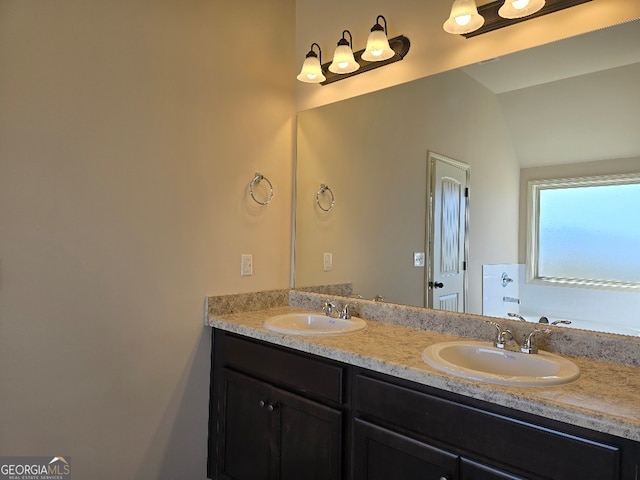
[294,19,640,337]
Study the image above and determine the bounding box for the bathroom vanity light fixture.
[443,0,485,35]
[297,15,410,86]
[498,0,545,19]
[361,16,396,61]
[297,43,326,83]
[444,0,592,38]
[329,30,360,74]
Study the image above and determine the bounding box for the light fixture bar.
[319,35,410,86]
[461,0,592,38]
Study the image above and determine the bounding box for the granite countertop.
[207,305,640,443]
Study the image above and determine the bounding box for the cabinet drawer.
[216,331,345,405]
[354,373,620,480]
[354,418,458,480]
[461,458,526,480]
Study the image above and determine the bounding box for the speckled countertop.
[206,291,640,443]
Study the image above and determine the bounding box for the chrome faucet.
[323,300,338,318]
[507,312,527,322]
[552,320,572,326]
[323,299,358,319]
[520,328,552,354]
[538,316,572,326]
[340,302,356,319]
[485,321,519,351]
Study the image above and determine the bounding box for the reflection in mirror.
[295,20,640,337]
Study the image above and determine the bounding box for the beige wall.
[295,0,640,111]
[0,1,294,478]
[296,69,519,311]
[500,62,640,168]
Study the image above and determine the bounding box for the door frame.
[426,151,470,311]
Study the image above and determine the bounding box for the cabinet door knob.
[439,477,448,480]
[259,400,266,408]
[266,403,275,412]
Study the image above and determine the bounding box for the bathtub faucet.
[538,316,572,326]
[507,312,527,322]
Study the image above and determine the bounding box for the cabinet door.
[354,418,458,480]
[276,386,343,480]
[218,369,272,480]
[355,373,621,480]
[461,458,525,480]
[216,368,343,480]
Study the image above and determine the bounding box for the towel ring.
[249,173,274,206]
[316,184,335,212]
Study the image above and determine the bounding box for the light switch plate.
[413,252,425,267]
[241,254,253,276]
[323,253,332,272]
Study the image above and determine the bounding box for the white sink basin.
[422,341,580,386]
[264,313,367,336]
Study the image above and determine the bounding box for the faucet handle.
[484,320,502,334]
[322,299,337,316]
[484,320,504,346]
[496,329,514,350]
[521,328,552,354]
[340,302,358,319]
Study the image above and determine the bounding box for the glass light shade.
[361,28,395,62]
[329,43,360,74]
[297,54,326,83]
[498,0,545,18]
[443,0,484,34]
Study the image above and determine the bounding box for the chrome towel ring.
[249,173,274,206]
[316,184,335,212]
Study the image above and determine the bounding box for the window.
[527,173,640,290]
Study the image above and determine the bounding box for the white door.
[427,152,469,312]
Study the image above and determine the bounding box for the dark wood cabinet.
[208,330,346,480]
[354,418,458,480]
[218,368,342,480]
[276,383,343,480]
[219,370,271,480]
[460,458,526,480]
[208,329,640,480]
[353,371,627,480]
[353,415,527,480]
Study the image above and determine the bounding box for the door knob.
[429,281,444,289]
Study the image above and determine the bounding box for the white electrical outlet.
[323,253,333,272]
[413,252,425,267]
[241,254,253,276]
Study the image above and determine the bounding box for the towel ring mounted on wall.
[249,173,274,206]
[316,184,335,212]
